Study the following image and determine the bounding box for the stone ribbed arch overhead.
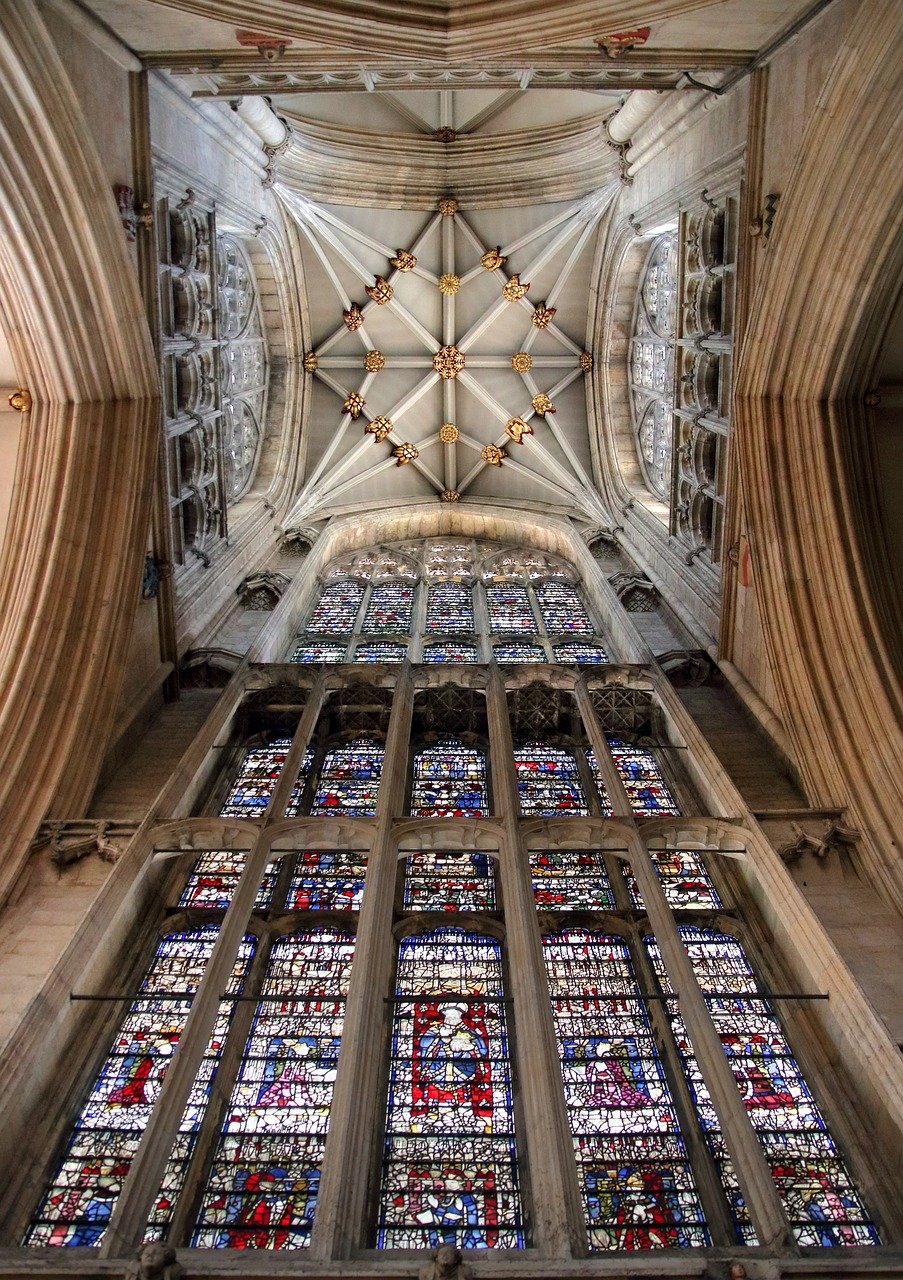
[733,0,903,905]
[0,0,159,905]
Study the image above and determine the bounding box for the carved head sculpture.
[127,1242,183,1280]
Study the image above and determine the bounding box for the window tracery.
[629,234,677,502]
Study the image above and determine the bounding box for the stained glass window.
[422,641,478,664]
[514,744,590,817]
[530,850,616,911]
[403,852,496,912]
[377,928,523,1248]
[282,749,315,819]
[602,739,681,816]
[494,642,546,664]
[289,641,346,664]
[649,929,879,1246]
[553,642,610,664]
[486,584,536,634]
[426,583,474,633]
[535,582,593,634]
[220,740,291,817]
[353,642,407,663]
[307,582,365,633]
[362,583,414,634]
[178,850,278,912]
[630,233,677,500]
[192,928,356,1248]
[26,928,254,1247]
[543,929,708,1249]
[285,851,367,911]
[625,851,722,912]
[410,740,488,818]
[310,738,384,817]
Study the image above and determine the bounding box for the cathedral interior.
[0,0,901,1275]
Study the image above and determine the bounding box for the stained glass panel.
[377,928,523,1248]
[307,582,364,633]
[486,584,536,634]
[606,739,681,816]
[543,929,708,1249]
[352,642,407,663]
[285,851,367,911]
[178,850,277,912]
[535,582,593,635]
[26,928,254,1247]
[310,738,384,817]
[651,928,879,1246]
[514,744,589,817]
[553,642,610,664]
[625,851,722,912]
[426,583,474,633]
[403,852,496,912]
[494,642,546,664]
[289,641,346,664]
[422,641,478,664]
[220,740,291,818]
[192,928,356,1248]
[362,583,414,634]
[530,851,615,911]
[410,740,488,818]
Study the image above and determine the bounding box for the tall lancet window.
[629,233,677,500]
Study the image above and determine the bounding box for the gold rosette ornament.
[394,442,419,465]
[342,392,366,419]
[532,303,557,329]
[502,273,530,302]
[480,246,507,272]
[439,423,459,443]
[390,249,417,272]
[481,443,506,466]
[363,350,385,373]
[367,416,392,441]
[531,392,555,415]
[342,304,363,331]
[438,273,461,296]
[303,351,319,373]
[440,489,460,502]
[366,275,393,305]
[579,351,594,371]
[511,352,532,373]
[438,196,459,215]
[433,345,465,380]
[505,417,533,445]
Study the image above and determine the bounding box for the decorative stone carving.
[419,1245,472,1280]
[581,524,622,549]
[481,443,505,466]
[141,554,160,600]
[532,302,556,328]
[579,351,594,371]
[438,273,460,295]
[778,820,860,864]
[504,417,533,444]
[510,352,532,373]
[657,649,714,687]
[6,388,31,412]
[609,571,657,610]
[114,184,137,242]
[438,196,458,215]
[749,192,780,241]
[125,1242,184,1280]
[366,275,394,305]
[435,126,457,143]
[594,26,651,57]
[394,442,419,465]
[363,350,385,372]
[531,392,555,415]
[367,416,393,441]
[343,303,364,331]
[179,647,242,688]
[432,345,465,379]
[389,249,417,271]
[440,489,460,502]
[502,273,530,301]
[342,392,366,418]
[280,525,319,554]
[439,423,459,443]
[481,246,507,271]
[235,28,291,60]
[38,821,127,868]
[236,571,290,610]
[303,351,319,372]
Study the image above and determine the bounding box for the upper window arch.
[629,233,678,501]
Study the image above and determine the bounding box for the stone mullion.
[98,674,328,1255]
[410,575,428,661]
[573,677,631,819]
[486,667,586,1258]
[473,578,492,662]
[309,667,414,1258]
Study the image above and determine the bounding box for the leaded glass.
[486,584,535,634]
[192,928,356,1248]
[362,583,414,634]
[377,928,523,1248]
[514,744,589,817]
[494,642,546,664]
[426,583,474,633]
[535,582,593,634]
[543,929,708,1249]
[220,740,291,818]
[410,740,488,818]
[626,851,722,912]
[289,641,346,664]
[403,852,496,912]
[178,850,277,912]
[285,851,367,911]
[310,738,384,817]
[630,234,677,500]
[307,582,364,633]
[606,739,681,816]
[26,928,254,1247]
[422,641,478,664]
[530,850,615,911]
[353,642,407,663]
[650,928,879,1246]
[553,642,610,664]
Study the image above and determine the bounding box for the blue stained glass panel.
[530,850,615,910]
[192,928,356,1248]
[543,929,708,1249]
[625,851,722,912]
[602,739,681,816]
[536,582,593,634]
[649,928,879,1247]
[403,852,496,911]
[310,738,384,817]
[377,928,523,1249]
[220,740,292,818]
[422,641,478,664]
[26,928,254,1247]
[494,642,546,664]
[514,743,590,817]
[353,642,407,663]
[363,583,414,634]
[289,641,346,664]
[486,585,536,634]
[285,851,367,911]
[426,583,474,633]
[307,582,364,633]
[410,740,488,818]
[553,642,610,664]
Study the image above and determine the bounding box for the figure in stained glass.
[404,852,496,912]
[625,850,721,911]
[414,1003,491,1122]
[514,744,589,817]
[593,740,680,816]
[307,582,365,633]
[363,583,414,633]
[410,741,488,818]
[310,738,384,816]
[535,582,593,634]
[220,740,292,817]
[553,642,610,664]
[426,583,474,633]
[493,642,545,664]
[485,585,536,634]
[422,642,478,664]
[530,850,615,910]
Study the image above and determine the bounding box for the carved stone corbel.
[125,1242,184,1280]
[608,571,657,611]
[778,819,860,865]
[419,1245,473,1280]
[280,525,320,554]
[236,570,291,610]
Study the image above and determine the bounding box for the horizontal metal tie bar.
[385,995,511,1004]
